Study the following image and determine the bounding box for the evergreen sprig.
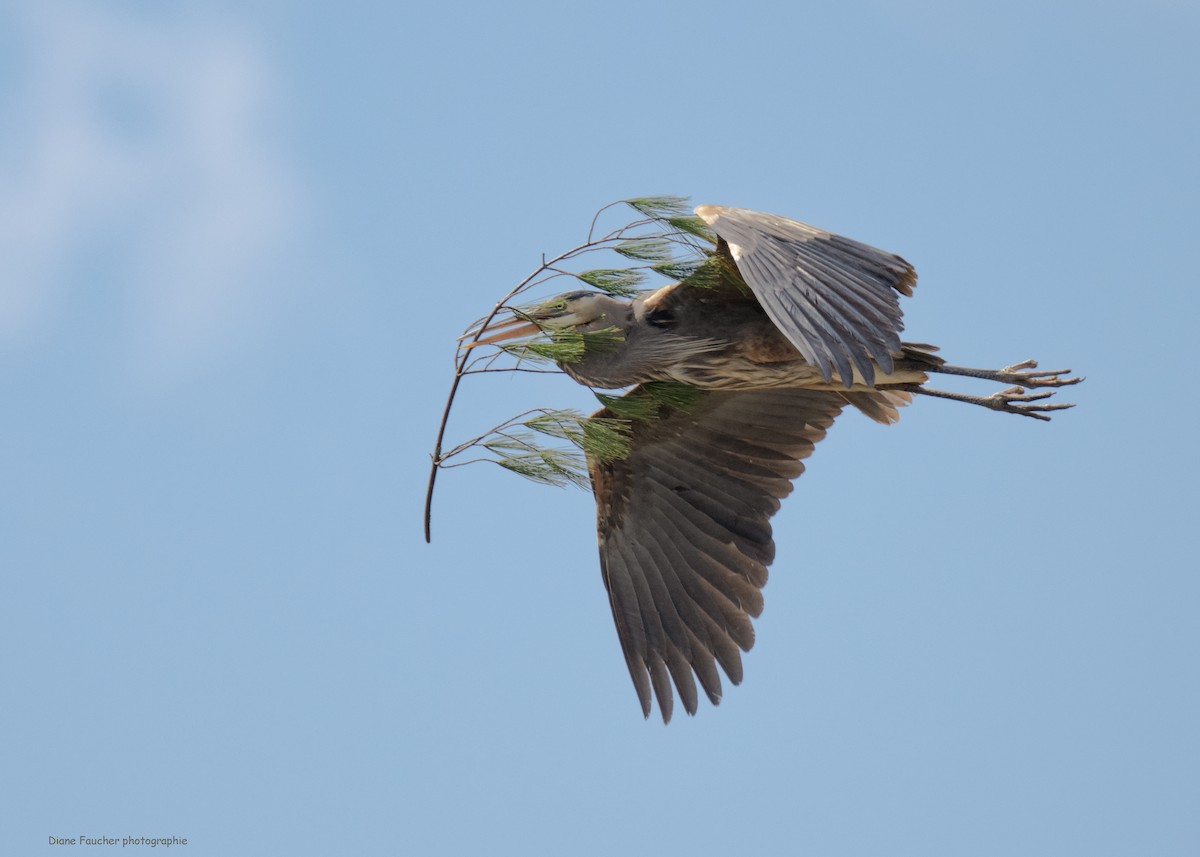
[575,268,646,296]
[625,196,692,219]
[665,215,714,240]
[501,327,624,366]
[651,260,704,281]
[475,408,634,489]
[596,382,700,421]
[426,196,716,539]
[523,410,632,464]
[494,448,589,489]
[614,238,674,263]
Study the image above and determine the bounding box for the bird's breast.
[557,326,927,391]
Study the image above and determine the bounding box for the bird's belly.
[661,356,928,391]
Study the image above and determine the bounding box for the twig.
[425,234,625,541]
[422,198,713,542]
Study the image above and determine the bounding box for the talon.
[908,357,1082,421]
[929,360,1084,392]
[1000,366,1083,389]
[974,385,1077,420]
[1002,359,1038,373]
[1012,390,1054,403]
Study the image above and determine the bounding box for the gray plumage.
[468,203,1080,722]
[696,205,915,387]
[590,388,853,721]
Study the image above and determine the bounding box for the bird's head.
[466,290,628,347]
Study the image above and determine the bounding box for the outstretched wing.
[588,386,851,723]
[694,204,916,388]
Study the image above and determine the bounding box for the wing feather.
[598,548,652,716]
[637,509,758,649]
[695,204,915,388]
[588,387,851,722]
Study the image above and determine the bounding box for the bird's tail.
[898,342,945,368]
[840,344,943,424]
[839,390,911,424]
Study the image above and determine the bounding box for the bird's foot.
[927,358,1083,390]
[990,359,1084,389]
[904,383,1077,421]
[976,385,1075,422]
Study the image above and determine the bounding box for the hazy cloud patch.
[0,4,305,377]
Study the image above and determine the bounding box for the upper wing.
[694,204,916,388]
[588,386,851,723]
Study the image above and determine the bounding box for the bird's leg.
[927,358,1083,389]
[900,384,1074,421]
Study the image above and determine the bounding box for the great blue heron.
[464,204,1081,723]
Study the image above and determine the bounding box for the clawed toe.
[985,386,1076,421]
[931,360,1084,389]
[908,355,1082,420]
[997,360,1083,389]
[1002,359,1039,373]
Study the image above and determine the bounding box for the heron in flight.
[466,204,1081,723]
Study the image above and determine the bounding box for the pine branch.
[500,327,624,366]
[496,449,590,489]
[625,196,692,219]
[424,195,711,541]
[666,215,714,240]
[614,238,674,263]
[574,268,646,296]
[595,381,699,421]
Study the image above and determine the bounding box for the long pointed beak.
[460,315,544,349]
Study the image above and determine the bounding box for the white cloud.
[0,3,304,376]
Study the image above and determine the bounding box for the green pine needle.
[521,411,632,465]
[614,238,674,263]
[501,328,624,365]
[665,215,714,240]
[596,382,701,422]
[595,390,660,421]
[524,410,587,443]
[644,381,701,412]
[481,432,542,454]
[580,417,632,463]
[679,256,739,291]
[651,260,704,281]
[575,268,646,297]
[496,450,589,489]
[506,337,587,364]
[625,196,692,220]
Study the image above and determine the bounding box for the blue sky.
[2,1,1197,854]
